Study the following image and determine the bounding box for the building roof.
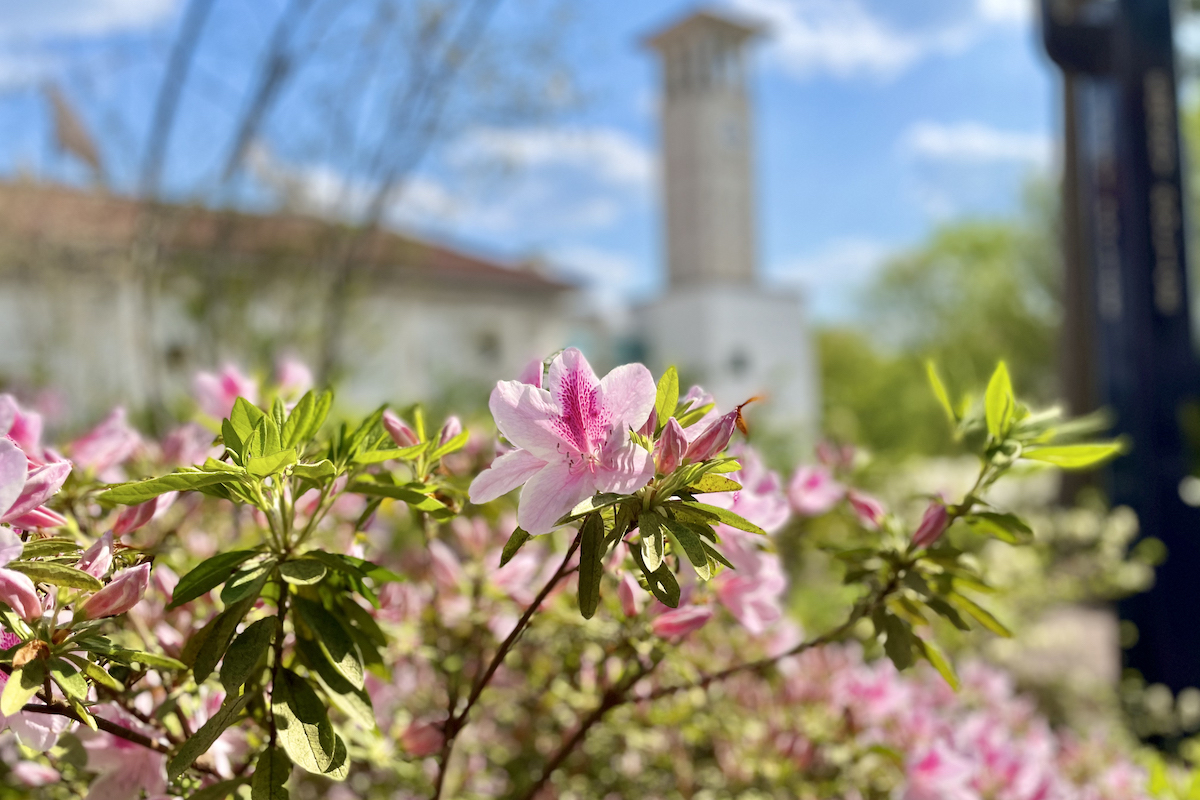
[0,180,571,294]
[642,9,764,51]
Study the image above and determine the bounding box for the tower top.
[642,9,763,53]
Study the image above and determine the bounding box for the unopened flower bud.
[912,501,950,548]
[656,418,687,474]
[685,410,738,463]
[79,563,150,619]
[438,416,462,446]
[77,532,113,579]
[113,492,176,537]
[383,410,419,448]
[847,490,885,530]
[617,572,643,618]
[651,605,713,638]
[0,570,41,621]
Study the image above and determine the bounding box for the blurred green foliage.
[819,186,1061,458]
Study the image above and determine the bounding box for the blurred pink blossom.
[71,408,140,477]
[275,357,313,398]
[401,720,445,757]
[652,605,713,638]
[193,364,258,420]
[913,501,950,549]
[847,490,886,530]
[787,465,844,517]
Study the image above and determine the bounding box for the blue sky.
[0,0,1057,321]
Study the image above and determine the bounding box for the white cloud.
[0,0,177,40]
[771,238,895,319]
[900,120,1052,165]
[451,126,656,189]
[726,0,1029,80]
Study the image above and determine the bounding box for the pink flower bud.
[656,418,687,475]
[787,466,844,517]
[685,410,738,463]
[437,416,462,446]
[0,569,40,621]
[113,499,156,537]
[517,358,544,388]
[383,411,419,448]
[79,563,150,619]
[637,408,657,438]
[401,720,444,757]
[847,490,886,530]
[912,502,950,548]
[651,605,714,638]
[617,572,643,618]
[77,532,113,579]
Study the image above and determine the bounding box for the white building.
[641,10,819,446]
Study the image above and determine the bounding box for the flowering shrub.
[0,352,1133,798]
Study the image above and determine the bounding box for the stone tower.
[646,11,760,287]
[641,9,818,451]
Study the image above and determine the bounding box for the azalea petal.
[5,507,68,530]
[517,459,590,536]
[2,461,71,523]
[595,441,654,495]
[488,381,564,458]
[0,439,28,520]
[9,712,69,753]
[468,449,547,504]
[0,395,16,436]
[544,348,600,410]
[0,528,23,567]
[598,362,657,432]
[517,357,544,388]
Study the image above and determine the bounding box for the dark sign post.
[1043,0,1200,693]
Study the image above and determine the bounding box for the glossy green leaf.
[19,538,81,558]
[676,501,767,536]
[193,595,256,683]
[948,592,1012,637]
[169,550,257,609]
[323,735,350,781]
[292,597,364,690]
[1022,442,1123,469]
[219,562,273,605]
[655,366,679,431]
[917,638,960,690]
[499,528,531,568]
[6,562,102,591]
[279,560,327,586]
[49,658,87,700]
[964,512,1033,545]
[686,474,742,494]
[429,430,469,461]
[639,513,665,573]
[272,668,336,774]
[251,747,291,800]
[984,361,1014,439]
[107,649,187,671]
[346,482,454,519]
[292,460,336,481]
[221,617,277,693]
[247,448,297,478]
[926,361,957,426]
[577,513,605,619]
[75,658,123,691]
[661,518,712,580]
[168,693,253,779]
[100,471,243,505]
[230,398,266,447]
[1,660,44,716]
[558,493,624,525]
[630,540,680,608]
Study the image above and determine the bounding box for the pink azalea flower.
[193,365,258,420]
[11,761,60,786]
[71,408,140,476]
[79,563,151,620]
[904,743,978,800]
[468,348,657,535]
[0,438,71,530]
[617,571,644,618]
[787,465,845,517]
[651,604,714,638]
[1,395,48,464]
[161,423,219,466]
[0,631,69,751]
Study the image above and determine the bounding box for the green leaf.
[292,460,336,481]
[500,528,531,568]
[107,649,187,671]
[323,735,350,781]
[292,597,364,690]
[917,638,960,690]
[271,396,287,433]
[984,361,1014,440]
[251,747,291,800]
[19,538,81,558]
[221,419,244,463]
[75,658,123,691]
[655,366,679,431]
[100,471,244,505]
[964,512,1033,545]
[189,778,248,800]
[49,658,87,700]
[926,361,958,426]
[661,518,712,581]
[219,561,273,605]
[639,513,665,573]
[577,513,605,619]
[169,551,258,609]
[676,501,767,536]
[676,402,715,429]
[873,610,915,671]
[1022,442,1124,469]
[193,595,256,683]
[272,668,336,774]
[283,390,332,452]
[346,482,454,520]
[279,560,328,586]
[345,406,386,461]
[430,430,469,461]
[557,493,624,525]
[630,540,680,607]
[6,562,102,591]
[230,397,266,442]
[168,693,253,779]
[686,474,742,494]
[1,660,44,716]
[948,592,1012,637]
[221,618,277,693]
[351,443,429,465]
[247,449,297,478]
[296,636,377,730]
[925,597,971,631]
